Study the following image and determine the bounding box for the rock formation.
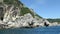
[0,0,59,29]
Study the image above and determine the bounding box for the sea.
[0,26,60,34]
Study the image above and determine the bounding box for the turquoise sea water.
[0,26,60,34]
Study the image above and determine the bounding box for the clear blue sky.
[20,0,60,18]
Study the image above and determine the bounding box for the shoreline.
[0,21,60,29]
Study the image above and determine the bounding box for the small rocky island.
[0,0,59,29]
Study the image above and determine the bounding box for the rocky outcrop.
[0,0,59,29]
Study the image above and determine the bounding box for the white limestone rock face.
[3,13,34,28]
[0,1,49,29]
[15,13,34,27]
[0,5,57,29]
[49,22,58,26]
[32,16,44,27]
[0,4,51,29]
[0,20,4,24]
[3,5,20,22]
[2,12,51,28]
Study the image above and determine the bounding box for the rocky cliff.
[0,0,58,29]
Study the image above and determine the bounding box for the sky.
[20,0,60,18]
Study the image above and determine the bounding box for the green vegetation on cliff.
[35,14,42,18]
[3,0,23,6]
[47,19,60,23]
[3,0,42,18]
[20,7,42,18]
[20,7,34,17]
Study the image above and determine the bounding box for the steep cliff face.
[0,0,42,20]
[0,0,51,29]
